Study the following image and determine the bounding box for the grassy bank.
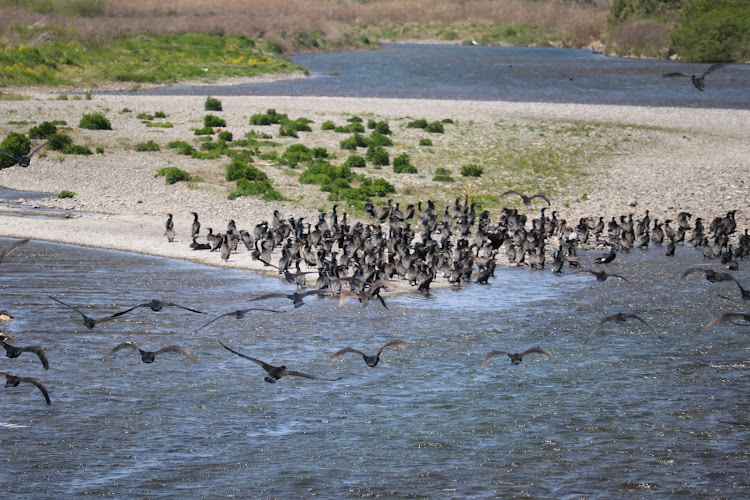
[0,32,304,89]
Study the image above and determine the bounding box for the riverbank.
[0,92,748,287]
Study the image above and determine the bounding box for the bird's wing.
[192,313,229,333]
[330,347,365,360]
[374,293,388,309]
[285,369,341,381]
[338,291,358,308]
[165,302,206,314]
[156,345,197,362]
[248,293,289,302]
[219,341,270,370]
[611,273,632,283]
[381,339,408,351]
[662,72,690,78]
[530,194,551,205]
[586,314,619,341]
[627,314,657,333]
[300,289,332,298]
[22,346,49,370]
[522,346,556,360]
[104,342,140,358]
[48,295,87,318]
[702,62,727,77]
[29,140,51,157]
[681,267,708,278]
[481,350,509,367]
[0,149,21,161]
[105,306,140,319]
[23,376,51,405]
[703,313,750,331]
[500,190,521,198]
[0,238,30,262]
[713,272,738,283]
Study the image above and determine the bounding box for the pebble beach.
[0,85,748,281]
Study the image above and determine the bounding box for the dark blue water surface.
[131,44,750,109]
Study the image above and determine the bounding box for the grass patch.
[155,166,191,184]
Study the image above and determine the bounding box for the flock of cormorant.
[1,180,748,406]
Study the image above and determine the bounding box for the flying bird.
[337,289,388,309]
[118,299,206,315]
[482,346,556,367]
[0,238,30,265]
[569,269,631,283]
[500,190,551,206]
[104,342,197,363]
[192,307,282,333]
[330,339,407,367]
[1,340,49,369]
[48,295,133,330]
[702,313,750,331]
[662,62,727,91]
[586,312,657,342]
[681,267,737,283]
[0,140,51,167]
[219,341,341,383]
[248,289,332,308]
[0,372,51,405]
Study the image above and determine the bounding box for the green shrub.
[334,122,365,133]
[96,146,104,154]
[366,146,389,166]
[367,118,377,129]
[278,144,311,167]
[374,121,391,135]
[368,130,393,147]
[167,140,195,155]
[347,116,363,123]
[433,167,454,182]
[419,138,433,146]
[250,108,287,125]
[146,122,173,128]
[321,120,336,130]
[393,153,418,174]
[201,140,228,153]
[0,133,30,168]
[204,114,227,128]
[279,117,313,138]
[299,161,352,186]
[191,150,223,160]
[340,133,368,150]
[62,144,93,155]
[134,140,160,152]
[228,178,283,201]
[425,121,445,133]
[260,151,280,162]
[205,96,223,111]
[29,121,58,139]
[137,112,155,120]
[461,164,483,177]
[155,166,191,185]
[407,118,428,129]
[343,154,366,168]
[226,149,255,163]
[154,111,166,118]
[78,113,111,130]
[57,190,76,198]
[194,126,214,136]
[226,160,267,182]
[48,134,73,151]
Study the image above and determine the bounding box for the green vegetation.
[57,190,76,199]
[669,0,750,62]
[250,108,287,126]
[167,140,196,156]
[78,113,111,130]
[433,167,454,182]
[0,32,303,88]
[155,166,191,185]
[204,114,227,128]
[205,97,223,111]
[461,164,484,177]
[0,132,29,169]
[393,153,418,174]
[28,121,58,139]
[134,140,160,152]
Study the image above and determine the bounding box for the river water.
[135,44,750,109]
[2,44,749,497]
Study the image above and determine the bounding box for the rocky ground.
[0,86,747,288]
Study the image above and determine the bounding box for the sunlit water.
[1,238,748,497]
[130,44,750,109]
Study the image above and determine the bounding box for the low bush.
[250,108,287,125]
[155,166,190,185]
[343,154,366,168]
[146,122,173,128]
[29,121,58,139]
[226,159,267,182]
[48,134,73,151]
[194,126,214,136]
[419,138,433,146]
[61,144,93,155]
[57,190,76,198]
[134,140,160,152]
[407,118,428,129]
[167,140,195,155]
[279,117,313,138]
[340,133,368,150]
[433,167,454,182]
[204,114,227,128]
[425,121,445,133]
[205,96,223,111]
[366,146,389,167]
[393,153,418,174]
[368,130,393,147]
[79,113,111,130]
[461,164,483,177]
[0,133,30,168]
[228,178,283,201]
